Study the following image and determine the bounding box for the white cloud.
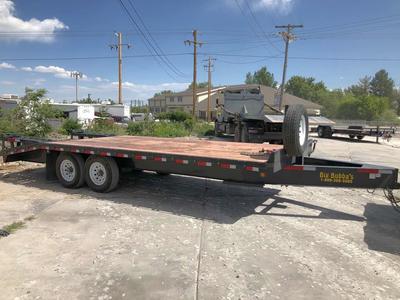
[0,80,14,85]
[0,62,15,69]
[253,0,294,13]
[0,0,68,42]
[32,65,88,80]
[108,81,190,98]
[95,76,109,82]
[31,78,46,86]
[228,0,294,14]
[20,66,32,71]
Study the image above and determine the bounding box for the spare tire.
[283,105,309,156]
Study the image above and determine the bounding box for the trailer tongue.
[1,105,399,211]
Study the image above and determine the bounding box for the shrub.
[158,111,193,122]
[60,118,83,135]
[87,118,126,135]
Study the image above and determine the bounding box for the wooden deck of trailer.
[47,136,283,163]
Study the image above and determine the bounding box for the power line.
[2,53,400,63]
[110,32,131,104]
[275,24,303,110]
[233,0,276,55]
[116,0,186,80]
[241,0,282,53]
[125,0,187,77]
[185,30,205,116]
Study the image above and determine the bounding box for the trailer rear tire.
[234,125,241,142]
[357,135,364,140]
[241,123,249,143]
[349,134,355,139]
[84,156,119,193]
[283,105,309,156]
[56,153,85,188]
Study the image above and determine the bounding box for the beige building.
[148,87,225,119]
[148,84,322,119]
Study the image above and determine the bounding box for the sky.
[0,0,399,103]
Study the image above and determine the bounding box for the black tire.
[317,126,324,138]
[240,123,250,143]
[234,124,241,142]
[282,105,309,156]
[357,135,364,140]
[56,153,85,188]
[349,134,355,139]
[84,156,119,193]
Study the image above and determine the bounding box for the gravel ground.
[0,135,399,300]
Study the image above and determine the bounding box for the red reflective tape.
[154,156,167,162]
[220,163,236,169]
[71,148,80,153]
[116,153,128,158]
[176,159,188,165]
[83,149,94,155]
[245,166,259,172]
[284,165,304,171]
[99,152,111,157]
[357,168,379,174]
[7,137,16,143]
[54,147,64,152]
[135,155,147,160]
[197,161,212,167]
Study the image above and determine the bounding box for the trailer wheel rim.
[60,159,76,182]
[89,162,107,186]
[299,115,306,146]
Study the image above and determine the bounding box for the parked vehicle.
[215,86,283,143]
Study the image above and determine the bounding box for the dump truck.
[215,86,283,143]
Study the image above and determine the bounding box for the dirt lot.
[0,135,400,300]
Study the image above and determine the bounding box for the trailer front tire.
[84,156,119,193]
[283,105,309,156]
[56,153,85,188]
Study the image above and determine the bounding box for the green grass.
[0,215,35,238]
[126,120,214,138]
[2,221,25,234]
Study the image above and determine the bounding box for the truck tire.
[357,135,364,140]
[234,125,241,142]
[56,153,85,188]
[317,126,324,138]
[283,105,309,156]
[84,156,119,193]
[241,123,250,143]
[349,134,355,139]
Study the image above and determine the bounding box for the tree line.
[245,66,400,123]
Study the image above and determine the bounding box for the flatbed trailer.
[316,124,396,140]
[1,105,399,211]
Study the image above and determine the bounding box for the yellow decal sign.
[320,172,354,184]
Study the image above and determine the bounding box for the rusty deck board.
[48,136,283,163]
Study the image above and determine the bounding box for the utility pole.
[185,30,204,117]
[203,57,216,122]
[70,71,83,102]
[110,32,131,105]
[275,24,303,111]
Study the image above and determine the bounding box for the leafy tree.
[284,76,327,103]
[392,88,400,116]
[131,106,149,113]
[76,97,98,104]
[370,69,394,98]
[245,66,277,88]
[346,76,371,97]
[188,82,209,89]
[14,88,61,137]
[335,94,390,121]
[153,90,173,97]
